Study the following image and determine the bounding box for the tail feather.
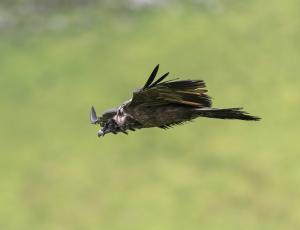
[196,108,261,121]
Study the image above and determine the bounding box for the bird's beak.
[90,106,99,124]
[97,130,104,137]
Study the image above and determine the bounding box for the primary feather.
[143,64,159,89]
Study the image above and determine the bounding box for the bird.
[90,65,260,137]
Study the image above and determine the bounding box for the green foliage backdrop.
[0,1,299,229]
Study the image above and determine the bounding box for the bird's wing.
[128,65,212,108]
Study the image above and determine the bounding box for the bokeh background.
[0,0,299,229]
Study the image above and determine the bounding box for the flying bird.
[90,65,260,137]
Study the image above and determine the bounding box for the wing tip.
[90,106,99,124]
[143,64,160,89]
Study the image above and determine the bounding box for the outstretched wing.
[127,65,212,108]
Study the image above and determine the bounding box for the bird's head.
[97,119,121,137]
[90,106,120,137]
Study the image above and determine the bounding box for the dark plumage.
[90,65,260,137]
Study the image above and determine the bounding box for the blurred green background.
[0,0,299,229]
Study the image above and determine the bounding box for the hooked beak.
[90,106,99,124]
[97,130,105,137]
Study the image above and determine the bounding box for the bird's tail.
[195,108,261,121]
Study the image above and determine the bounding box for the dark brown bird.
[90,65,260,137]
